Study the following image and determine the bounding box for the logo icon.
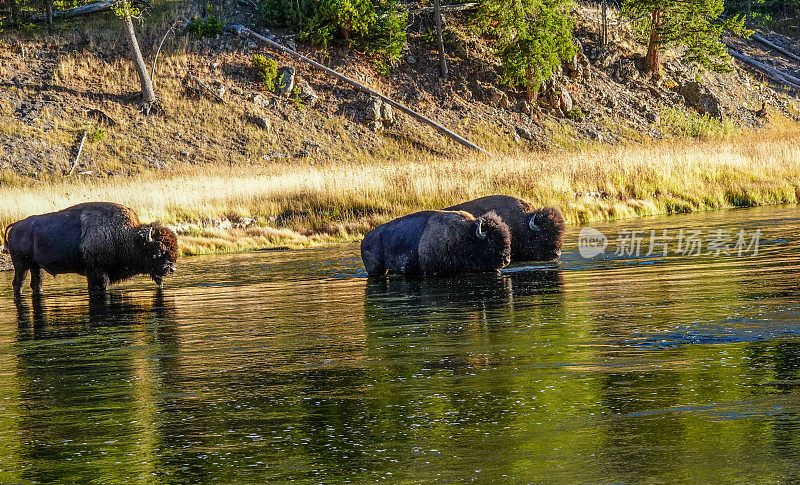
[578,227,608,259]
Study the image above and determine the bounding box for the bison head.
[521,207,565,261]
[139,224,178,286]
[469,211,512,272]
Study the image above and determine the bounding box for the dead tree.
[434,0,448,80]
[117,1,156,112]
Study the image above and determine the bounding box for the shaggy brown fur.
[418,211,511,275]
[7,202,178,296]
[361,209,511,277]
[447,195,565,262]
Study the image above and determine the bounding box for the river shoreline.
[2,126,800,264]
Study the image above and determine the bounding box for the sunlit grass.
[2,125,800,255]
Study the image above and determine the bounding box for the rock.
[515,126,534,141]
[365,97,382,121]
[249,114,271,131]
[678,81,722,118]
[276,67,296,97]
[300,83,318,106]
[251,93,270,108]
[380,102,394,125]
[646,111,660,124]
[788,100,800,118]
[216,85,226,99]
[149,158,168,170]
[364,97,393,130]
[612,59,639,84]
[487,86,509,108]
[517,99,532,115]
[405,54,417,64]
[559,88,573,113]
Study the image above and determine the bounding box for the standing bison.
[5,202,178,297]
[447,195,565,262]
[361,210,511,277]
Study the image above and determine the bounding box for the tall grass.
[2,126,800,255]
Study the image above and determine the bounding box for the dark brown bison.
[5,202,178,297]
[446,195,564,262]
[361,210,511,277]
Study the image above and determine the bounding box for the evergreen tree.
[622,0,747,77]
[475,0,575,97]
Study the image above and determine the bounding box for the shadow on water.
[7,291,182,483]
[364,268,564,324]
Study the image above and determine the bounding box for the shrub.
[567,108,584,121]
[252,54,278,91]
[187,4,224,38]
[258,0,407,62]
[475,0,575,95]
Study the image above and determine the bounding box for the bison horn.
[476,220,487,239]
[146,227,154,243]
[529,214,541,231]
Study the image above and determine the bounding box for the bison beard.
[6,202,178,297]
[446,195,565,262]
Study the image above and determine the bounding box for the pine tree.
[475,0,575,97]
[622,0,747,77]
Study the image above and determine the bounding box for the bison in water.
[361,210,511,277]
[446,195,564,262]
[5,202,178,296]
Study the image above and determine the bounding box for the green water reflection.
[0,206,799,482]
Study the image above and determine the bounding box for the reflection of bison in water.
[361,210,511,276]
[447,195,565,262]
[6,202,178,296]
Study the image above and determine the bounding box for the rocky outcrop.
[678,81,722,119]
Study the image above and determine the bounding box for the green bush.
[252,54,278,91]
[566,108,584,121]
[187,4,224,38]
[258,0,407,62]
[475,0,575,94]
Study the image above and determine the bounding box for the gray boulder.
[678,81,722,118]
[276,67,296,97]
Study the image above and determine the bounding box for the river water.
[0,206,799,482]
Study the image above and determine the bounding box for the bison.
[5,202,178,297]
[361,210,511,277]
[446,195,565,262]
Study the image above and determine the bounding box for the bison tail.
[2,222,14,254]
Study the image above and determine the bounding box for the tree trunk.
[121,7,156,109]
[746,0,751,26]
[646,9,661,77]
[601,0,607,46]
[434,0,448,80]
[45,0,53,25]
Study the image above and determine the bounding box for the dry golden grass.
[2,123,800,255]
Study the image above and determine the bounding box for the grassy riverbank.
[2,123,800,257]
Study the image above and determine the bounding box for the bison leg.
[29,265,43,294]
[11,257,29,298]
[87,267,110,295]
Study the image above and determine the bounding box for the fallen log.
[29,0,117,22]
[727,48,800,91]
[27,0,151,23]
[226,24,489,154]
[751,33,800,65]
[68,130,88,176]
[187,72,226,103]
[404,2,478,15]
